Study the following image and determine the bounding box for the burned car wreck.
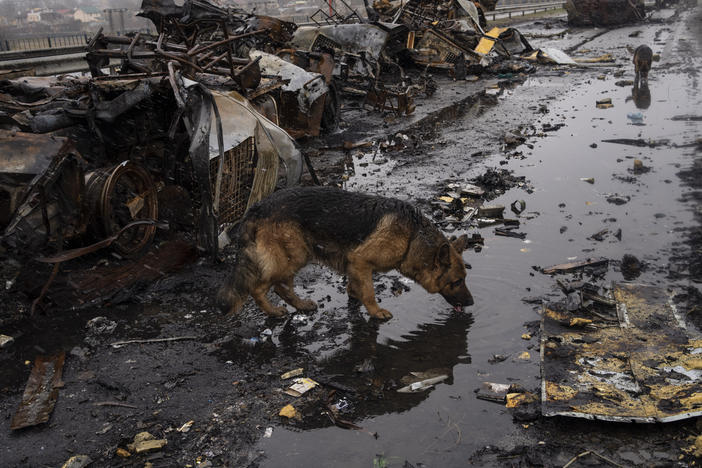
[0,0,564,312]
[1,0,339,268]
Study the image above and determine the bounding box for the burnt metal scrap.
[86,0,334,138]
[565,0,646,26]
[87,0,298,89]
[542,283,702,423]
[0,75,301,261]
[10,353,65,430]
[288,21,426,116]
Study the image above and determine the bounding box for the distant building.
[27,8,44,23]
[41,11,65,24]
[74,6,103,23]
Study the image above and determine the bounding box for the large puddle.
[257,20,701,467]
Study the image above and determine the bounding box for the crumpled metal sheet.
[11,353,65,430]
[249,50,328,115]
[290,22,403,62]
[541,282,702,423]
[475,27,532,56]
[0,131,70,176]
[207,89,300,189]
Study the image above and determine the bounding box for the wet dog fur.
[633,44,653,86]
[216,187,474,320]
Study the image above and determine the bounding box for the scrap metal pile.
[0,0,325,268]
[565,0,646,26]
[0,0,561,273]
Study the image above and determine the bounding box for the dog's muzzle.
[443,291,474,311]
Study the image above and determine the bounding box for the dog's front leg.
[347,264,392,320]
[274,279,317,311]
[251,282,288,317]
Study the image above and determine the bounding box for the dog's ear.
[451,234,469,253]
[436,243,451,267]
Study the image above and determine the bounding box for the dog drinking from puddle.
[217,187,473,319]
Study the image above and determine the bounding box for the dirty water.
[256,13,702,468]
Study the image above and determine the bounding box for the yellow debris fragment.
[279,404,297,419]
[439,196,454,203]
[519,351,530,360]
[281,368,304,380]
[545,308,569,321]
[521,333,532,340]
[475,27,508,54]
[133,440,167,454]
[116,448,130,458]
[683,358,702,370]
[127,432,167,454]
[177,420,194,433]
[546,381,578,400]
[506,392,537,408]
[569,318,592,327]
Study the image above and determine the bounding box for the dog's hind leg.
[274,279,317,311]
[347,263,392,320]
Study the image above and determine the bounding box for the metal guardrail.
[0,33,90,53]
[486,1,566,20]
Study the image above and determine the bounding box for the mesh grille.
[311,34,341,52]
[209,136,257,225]
[444,52,458,63]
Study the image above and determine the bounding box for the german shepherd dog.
[216,187,474,320]
[633,45,653,86]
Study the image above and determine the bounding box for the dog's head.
[421,234,474,310]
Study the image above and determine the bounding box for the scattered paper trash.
[61,455,92,468]
[127,432,167,454]
[333,398,351,413]
[281,368,304,380]
[476,382,511,403]
[0,334,14,349]
[291,314,308,326]
[596,98,613,109]
[285,378,319,397]
[397,370,449,393]
[627,112,644,124]
[177,420,194,433]
[264,427,273,438]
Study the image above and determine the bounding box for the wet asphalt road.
[1,5,701,468]
[259,6,702,467]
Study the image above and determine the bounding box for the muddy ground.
[1,4,702,468]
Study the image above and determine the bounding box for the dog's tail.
[216,221,261,315]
